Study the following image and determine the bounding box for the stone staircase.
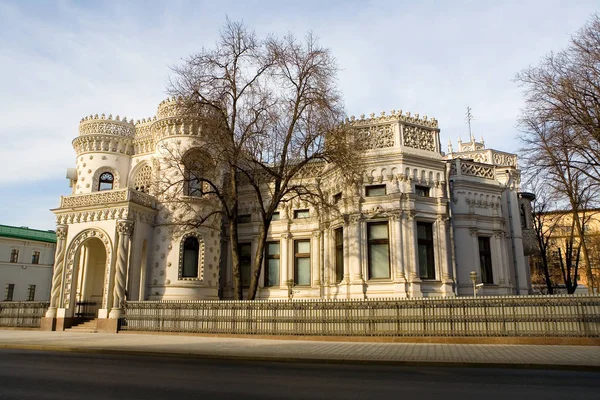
[67,318,98,333]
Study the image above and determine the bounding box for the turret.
[71,114,135,194]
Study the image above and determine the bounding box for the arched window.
[182,237,199,278]
[183,150,213,197]
[98,172,114,191]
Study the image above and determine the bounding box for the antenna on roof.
[466,107,475,141]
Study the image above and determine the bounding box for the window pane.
[240,244,251,287]
[418,244,430,278]
[268,242,280,255]
[271,212,280,221]
[366,185,386,197]
[296,240,310,254]
[335,228,344,282]
[369,244,390,278]
[182,237,199,278]
[368,223,388,240]
[294,209,310,219]
[267,259,280,287]
[296,258,311,285]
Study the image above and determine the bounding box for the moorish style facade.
[42,99,535,331]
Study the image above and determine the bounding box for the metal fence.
[0,302,49,328]
[122,295,600,337]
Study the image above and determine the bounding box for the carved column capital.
[469,228,478,237]
[55,225,68,239]
[117,220,135,236]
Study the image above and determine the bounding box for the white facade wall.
[46,100,534,323]
[0,234,55,301]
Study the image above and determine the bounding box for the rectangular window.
[367,222,390,279]
[417,222,435,279]
[294,240,311,286]
[415,185,430,197]
[335,227,344,283]
[478,237,493,284]
[4,284,14,301]
[271,212,280,221]
[237,214,251,224]
[264,242,280,287]
[27,285,36,301]
[10,249,18,263]
[31,251,40,265]
[366,185,386,197]
[294,209,310,219]
[240,243,252,288]
[333,192,342,203]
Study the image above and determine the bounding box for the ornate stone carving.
[355,124,394,150]
[117,220,135,236]
[403,125,436,152]
[72,135,134,156]
[459,161,495,179]
[60,188,155,209]
[79,115,136,138]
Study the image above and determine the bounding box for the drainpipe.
[505,170,520,295]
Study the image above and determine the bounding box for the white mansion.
[43,98,535,331]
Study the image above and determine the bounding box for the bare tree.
[166,20,359,299]
[517,14,600,292]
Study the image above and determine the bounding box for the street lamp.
[470,271,477,297]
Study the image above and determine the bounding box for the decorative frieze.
[72,135,134,156]
[402,125,436,152]
[59,188,156,209]
[355,124,394,150]
[79,115,135,137]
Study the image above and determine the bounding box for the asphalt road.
[0,349,598,400]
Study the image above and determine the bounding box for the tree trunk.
[572,210,594,293]
[229,165,242,300]
[247,220,269,300]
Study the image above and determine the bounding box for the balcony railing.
[59,188,156,209]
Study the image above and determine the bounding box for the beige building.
[0,225,55,301]
[42,99,534,331]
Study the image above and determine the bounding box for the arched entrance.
[73,237,106,318]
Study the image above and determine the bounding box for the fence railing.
[0,302,49,328]
[122,295,600,337]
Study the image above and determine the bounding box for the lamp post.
[469,271,477,297]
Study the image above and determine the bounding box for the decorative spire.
[466,106,475,141]
[447,139,453,153]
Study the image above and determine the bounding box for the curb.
[1,343,599,372]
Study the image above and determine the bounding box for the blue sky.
[0,0,598,230]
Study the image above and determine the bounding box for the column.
[45,225,68,318]
[109,220,134,319]
[493,230,507,287]
[350,215,364,282]
[279,233,290,290]
[437,215,453,296]
[311,231,321,287]
[391,213,405,282]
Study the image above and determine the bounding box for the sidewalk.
[1,330,599,370]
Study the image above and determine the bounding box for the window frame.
[415,185,430,197]
[294,209,310,219]
[264,241,280,287]
[98,172,114,191]
[31,251,40,265]
[417,221,436,280]
[367,221,390,280]
[10,249,19,263]
[4,284,14,301]
[478,236,494,284]
[334,227,344,283]
[27,284,36,301]
[365,184,386,197]
[294,239,311,286]
[178,233,205,281]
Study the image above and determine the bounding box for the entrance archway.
[63,228,112,319]
[74,237,106,317]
